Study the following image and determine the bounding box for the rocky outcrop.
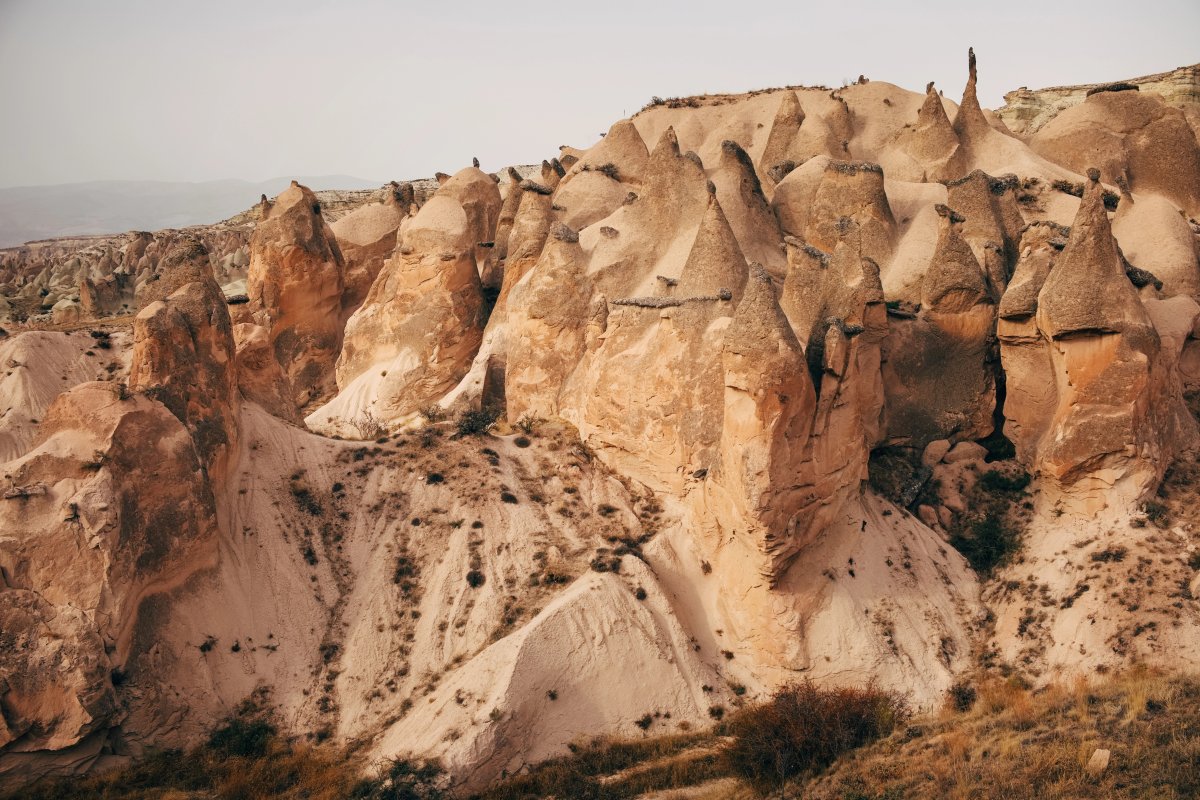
[896,82,964,181]
[330,181,412,318]
[0,383,221,780]
[504,226,592,421]
[232,323,298,423]
[128,241,238,480]
[1000,170,1196,504]
[772,158,897,269]
[1031,89,1200,216]
[246,181,346,411]
[496,163,562,311]
[712,264,815,570]
[884,204,996,446]
[998,63,1200,135]
[944,170,1024,291]
[435,166,503,283]
[489,167,525,286]
[309,194,484,434]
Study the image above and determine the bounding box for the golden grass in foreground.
[804,668,1200,800]
[6,670,1197,799]
[7,709,446,800]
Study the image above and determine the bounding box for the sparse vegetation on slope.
[472,670,1199,799]
[8,697,448,800]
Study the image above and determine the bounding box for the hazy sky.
[0,0,1195,188]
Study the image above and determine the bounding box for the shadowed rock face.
[129,239,238,481]
[247,181,346,412]
[884,206,997,447]
[0,384,221,776]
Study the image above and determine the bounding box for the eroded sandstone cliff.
[3,51,1200,795]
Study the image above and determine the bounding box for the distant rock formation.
[998,63,1200,135]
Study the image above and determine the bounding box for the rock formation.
[308,193,484,435]
[247,181,346,411]
[330,181,412,318]
[1001,170,1197,504]
[5,51,1200,796]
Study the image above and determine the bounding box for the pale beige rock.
[943,441,988,464]
[436,165,503,282]
[922,439,952,466]
[309,194,484,435]
[330,181,411,318]
[1032,89,1200,216]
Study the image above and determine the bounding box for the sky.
[0,0,1196,188]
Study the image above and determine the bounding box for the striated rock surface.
[998,63,1200,135]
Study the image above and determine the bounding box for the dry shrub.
[9,705,444,800]
[721,681,908,796]
[352,409,387,440]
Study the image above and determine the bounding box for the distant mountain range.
[0,175,382,247]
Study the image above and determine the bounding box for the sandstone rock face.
[772,158,897,268]
[8,52,1200,797]
[896,82,964,181]
[884,205,997,447]
[1000,171,1197,505]
[712,265,816,572]
[1031,89,1200,216]
[247,181,346,411]
[0,384,221,780]
[308,194,484,435]
[128,240,238,480]
[435,166,502,283]
[998,63,1200,135]
[232,322,298,423]
[329,181,411,318]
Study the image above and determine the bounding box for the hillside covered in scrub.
[2,47,1200,798]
